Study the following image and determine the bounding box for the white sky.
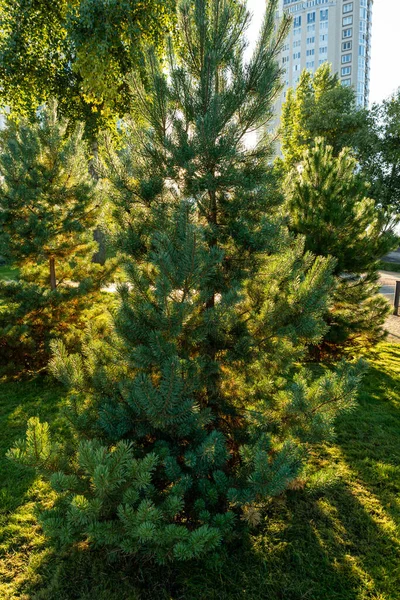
[245,0,400,106]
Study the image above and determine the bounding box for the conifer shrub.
[10,0,363,565]
[0,102,115,371]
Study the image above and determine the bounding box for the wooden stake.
[394,281,400,316]
[49,256,56,291]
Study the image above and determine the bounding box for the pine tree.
[285,138,397,350]
[0,101,115,371]
[10,0,362,564]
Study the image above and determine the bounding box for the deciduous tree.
[0,0,176,135]
[280,64,367,168]
[358,89,400,215]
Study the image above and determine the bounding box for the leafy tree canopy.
[358,89,400,215]
[0,0,176,136]
[279,63,368,168]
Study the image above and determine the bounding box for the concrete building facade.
[275,0,373,115]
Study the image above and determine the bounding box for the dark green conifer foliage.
[10,0,362,563]
[286,138,397,350]
[0,101,114,370]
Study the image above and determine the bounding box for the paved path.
[379,270,400,302]
[382,248,400,264]
[379,270,400,342]
[384,315,400,343]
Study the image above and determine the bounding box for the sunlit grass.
[0,344,399,599]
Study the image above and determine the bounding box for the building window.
[342,28,352,38]
[342,78,351,86]
[307,24,316,32]
[320,9,328,21]
[320,21,328,30]
[307,12,316,24]
[306,61,315,69]
[356,95,365,107]
[341,66,351,76]
[341,54,352,63]
[342,41,352,51]
[320,34,328,42]
[293,40,301,48]
[343,3,353,13]
[293,52,301,59]
[306,49,315,56]
[306,36,315,45]
[343,16,353,26]
[294,16,301,28]
[319,46,328,54]
[359,45,366,56]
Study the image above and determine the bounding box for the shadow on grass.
[0,377,68,512]
[3,344,400,600]
[166,345,400,599]
[0,376,68,598]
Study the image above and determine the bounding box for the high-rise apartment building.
[275,0,373,115]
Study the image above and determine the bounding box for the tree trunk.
[90,140,107,265]
[49,256,56,291]
[93,228,107,264]
[205,188,218,406]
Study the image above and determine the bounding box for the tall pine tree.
[10,0,362,563]
[285,138,397,351]
[0,101,115,371]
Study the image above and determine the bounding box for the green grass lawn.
[0,265,19,281]
[379,261,400,275]
[1,344,400,599]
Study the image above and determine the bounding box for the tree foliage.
[0,0,176,135]
[285,139,397,350]
[10,0,362,564]
[358,89,400,215]
[280,64,368,168]
[0,101,115,370]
